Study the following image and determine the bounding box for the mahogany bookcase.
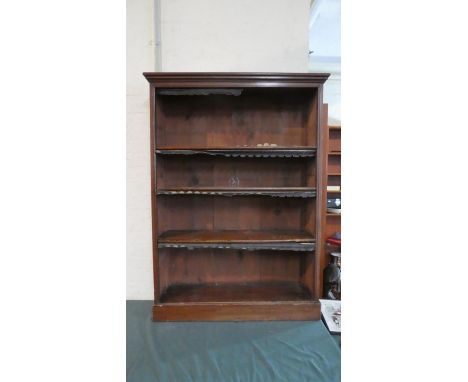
[143,73,330,321]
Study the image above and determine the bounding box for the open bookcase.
[143,73,329,321]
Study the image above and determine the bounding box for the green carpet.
[127,300,341,382]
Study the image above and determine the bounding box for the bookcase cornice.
[143,72,330,88]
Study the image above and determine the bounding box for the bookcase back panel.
[157,156,315,188]
[327,156,341,174]
[157,196,316,233]
[159,249,307,290]
[325,217,341,243]
[327,175,340,187]
[159,282,312,304]
[155,88,318,148]
[329,130,341,153]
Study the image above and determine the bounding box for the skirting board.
[153,301,321,321]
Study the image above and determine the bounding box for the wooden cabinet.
[143,73,329,321]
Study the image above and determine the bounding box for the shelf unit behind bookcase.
[326,122,341,238]
[318,103,341,298]
[144,73,330,321]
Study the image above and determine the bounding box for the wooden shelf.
[329,125,341,131]
[159,282,312,303]
[158,229,315,251]
[156,147,316,158]
[157,187,316,198]
[326,213,341,217]
[328,173,341,176]
[328,151,341,156]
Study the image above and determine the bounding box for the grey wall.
[127,0,314,299]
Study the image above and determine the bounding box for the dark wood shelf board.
[158,242,315,251]
[328,151,341,156]
[157,187,316,198]
[159,282,312,303]
[326,213,341,217]
[327,173,341,176]
[156,147,316,158]
[158,230,315,251]
[329,125,341,131]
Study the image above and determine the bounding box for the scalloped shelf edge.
[158,242,316,251]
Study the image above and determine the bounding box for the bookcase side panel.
[150,84,161,302]
[314,97,328,299]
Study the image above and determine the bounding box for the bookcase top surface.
[143,72,330,87]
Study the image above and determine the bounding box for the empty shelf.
[159,282,312,303]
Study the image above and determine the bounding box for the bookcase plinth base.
[152,301,321,321]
